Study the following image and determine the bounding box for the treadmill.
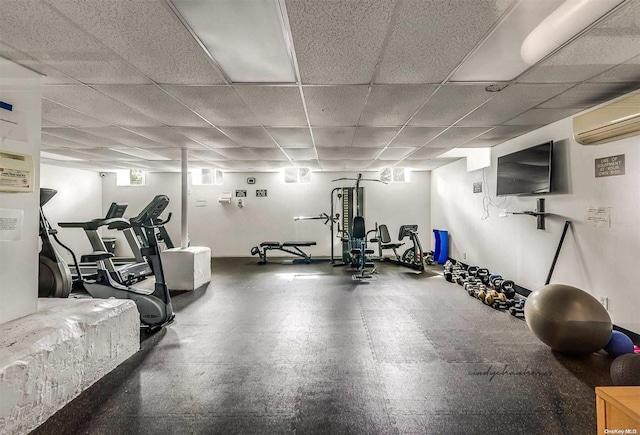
[61,203,152,286]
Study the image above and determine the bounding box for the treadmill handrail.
[59,217,130,231]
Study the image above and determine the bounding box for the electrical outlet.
[599,296,609,310]
[463,253,467,260]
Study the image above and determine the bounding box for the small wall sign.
[235,190,247,197]
[595,154,625,178]
[256,189,267,197]
[473,182,483,193]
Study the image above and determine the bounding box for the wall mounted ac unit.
[573,93,640,145]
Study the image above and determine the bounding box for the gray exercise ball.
[525,284,612,355]
[610,353,640,386]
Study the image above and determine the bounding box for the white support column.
[181,148,188,249]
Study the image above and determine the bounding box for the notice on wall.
[473,182,483,193]
[585,207,611,228]
[595,154,625,178]
[235,190,247,198]
[0,208,24,241]
[195,199,207,207]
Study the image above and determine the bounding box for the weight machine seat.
[282,241,316,247]
[260,241,281,247]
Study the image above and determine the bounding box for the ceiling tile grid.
[93,85,210,127]
[42,86,163,127]
[409,85,495,127]
[44,0,225,84]
[234,86,307,127]
[456,84,575,127]
[376,0,516,83]
[285,0,397,84]
[303,86,370,126]
[358,85,438,126]
[162,86,260,127]
[3,0,637,173]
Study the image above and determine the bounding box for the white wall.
[431,112,640,334]
[102,170,431,259]
[0,59,41,324]
[40,164,103,263]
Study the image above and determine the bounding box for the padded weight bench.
[251,241,317,264]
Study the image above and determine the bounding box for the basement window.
[116,169,147,186]
[192,168,223,185]
[284,167,311,184]
[380,167,410,183]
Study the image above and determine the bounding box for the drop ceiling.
[1,0,639,173]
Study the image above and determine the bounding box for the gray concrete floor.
[33,258,613,434]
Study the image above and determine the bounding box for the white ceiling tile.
[146,148,187,160]
[169,127,239,149]
[351,127,401,148]
[215,160,264,170]
[286,0,396,84]
[266,128,314,148]
[538,83,640,109]
[343,160,373,170]
[220,127,277,148]
[518,1,640,84]
[312,127,356,148]
[42,86,162,126]
[303,86,369,126]
[283,148,316,160]
[234,86,307,126]
[388,127,445,147]
[41,132,93,149]
[249,148,291,161]
[0,0,152,84]
[290,160,320,170]
[269,161,296,170]
[404,159,459,170]
[41,99,109,127]
[76,127,166,149]
[188,149,228,161]
[409,85,494,126]
[504,108,582,126]
[93,85,210,127]
[41,120,62,128]
[213,148,261,160]
[126,127,204,149]
[404,147,450,159]
[347,147,384,160]
[426,127,491,148]
[359,85,437,126]
[377,0,515,83]
[377,147,415,160]
[460,125,542,147]
[0,40,77,85]
[45,0,225,84]
[317,148,351,160]
[162,86,260,126]
[370,160,400,169]
[589,55,640,83]
[457,84,573,126]
[42,127,126,148]
[318,160,346,170]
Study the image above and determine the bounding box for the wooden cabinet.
[596,387,640,434]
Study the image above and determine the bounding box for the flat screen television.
[496,141,553,196]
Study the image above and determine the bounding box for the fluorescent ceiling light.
[41,151,83,161]
[170,0,296,83]
[520,0,624,65]
[110,148,171,161]
[451,0,564,82]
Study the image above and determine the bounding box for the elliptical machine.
[38,188,80,298]
[60,195,175,330]
[377,224,425,271]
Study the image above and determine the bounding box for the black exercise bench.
[251,241,317,264]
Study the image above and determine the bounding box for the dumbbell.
[509,306,525,317]
[484,290,507,305]
[491,300,509,310]
[444,271,453,282]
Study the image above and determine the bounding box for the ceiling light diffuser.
[170,0,296,83]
